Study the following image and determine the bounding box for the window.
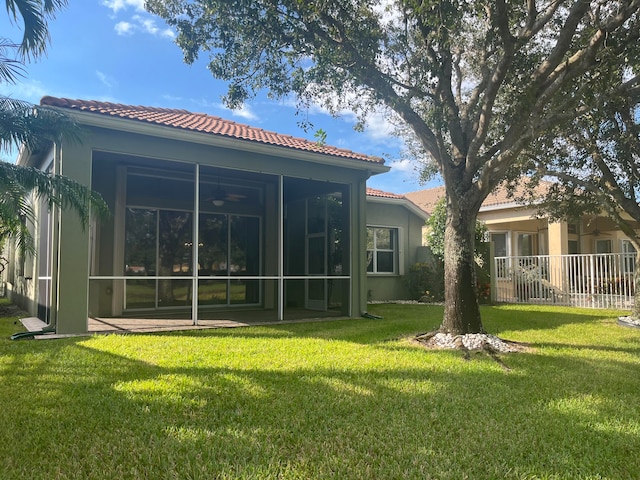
[568,240,579,254]
[367,227,397,274]
[490,232,509,278]
[595,239,612,254]
[490,232,508,257]
[621,240,636,274]
[517,233,536,257]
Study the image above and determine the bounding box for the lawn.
[1,301,639,480]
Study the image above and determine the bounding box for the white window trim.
[515,231,537,257]
[490,231,511,257]
[366,225,399,275]
[595,238,612,254]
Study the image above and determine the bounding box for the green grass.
[1,300,639,479]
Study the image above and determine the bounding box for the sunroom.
[11,97,388,334]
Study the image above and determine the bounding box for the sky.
[0,0,442,194]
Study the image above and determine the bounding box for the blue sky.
[0,0,441,194]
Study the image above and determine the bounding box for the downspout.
[10,324,56,340]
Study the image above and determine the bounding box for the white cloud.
[114,21,134,36]
[113,15,175,38]
[96,71,116,88]
[231,105,259,122]
[102,0,145,14]
[363,110,401,144]
[387,158,414,173]
[134,15,159,35]
[216,102,259,122]
[0,79,47,104]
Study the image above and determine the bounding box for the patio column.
[353,178,368,317]
[548,221,568,292]
[55,141,93,334]
[548,221,568,256]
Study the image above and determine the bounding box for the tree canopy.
[148,0,640,334]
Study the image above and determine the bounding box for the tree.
[426,197,487,260]
[5,0,68,60]
[1,0,108,254]
[147,0,640,334]
[526,91,640,317]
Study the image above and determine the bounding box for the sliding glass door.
[124,208,193,310]
[198,214,261,307]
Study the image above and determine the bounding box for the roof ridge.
[41,96,193,115]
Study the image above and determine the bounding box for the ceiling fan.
[586,217,610,236]
[206,179,247,206]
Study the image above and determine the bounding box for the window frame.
[620,239,636,274]
[366,226,399,275]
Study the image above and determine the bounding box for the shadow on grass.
[149,303,627,347]
[1,320,639,479]
[479,304,627,332]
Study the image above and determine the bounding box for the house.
[405,181,639,258]
[5,97,394,334]
[405,182,639,308]
[365,188,429,301]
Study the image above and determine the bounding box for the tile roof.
[40,96,383,165]
[366,187,405,199]
[404,180,551,214]
[366,187,428,219]
[403,185,445,214]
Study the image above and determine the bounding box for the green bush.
[409,242,492,304]
[408,261,445,302]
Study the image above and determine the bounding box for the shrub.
[408,261,445,302]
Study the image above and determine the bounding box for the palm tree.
[5,0,68,60]
[1,0,108,255]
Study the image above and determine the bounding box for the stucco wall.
[365,200,426,301]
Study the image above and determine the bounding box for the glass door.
[305,196,327,310]
[123,208,193,310]
[198,213,261,307]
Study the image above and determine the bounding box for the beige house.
[405,182,638,257]
[405,183,638,308]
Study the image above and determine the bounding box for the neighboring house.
[4,97,391,334]
[405,182,639,258]
[405,182,639,308]
[365,188,429,301]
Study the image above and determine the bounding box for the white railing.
[493,253,636,309]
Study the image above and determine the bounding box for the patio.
[18,309,349,339]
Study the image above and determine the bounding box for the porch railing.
[493,253,636,309]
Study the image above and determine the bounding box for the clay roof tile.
[40,96,382,165]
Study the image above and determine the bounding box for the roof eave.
[367,195,429,220]
[16,143,54,169]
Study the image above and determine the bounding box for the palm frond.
[0,96,82,153]
[0,38,26,84]
[0,160,110,253]
[5,0,69,60]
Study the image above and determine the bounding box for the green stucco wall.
[365,200,426,302]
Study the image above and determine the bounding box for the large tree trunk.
[440,196,484,334]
